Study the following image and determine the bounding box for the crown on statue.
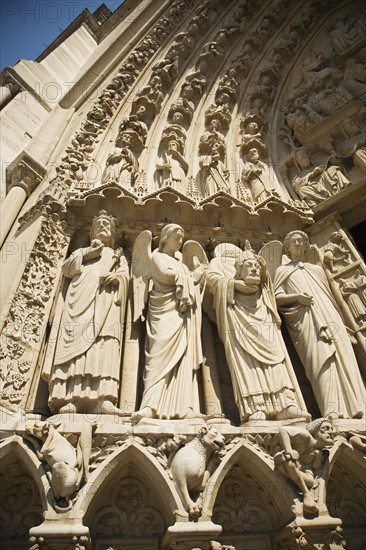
[92,210,116,230]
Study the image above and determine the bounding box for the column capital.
[6,152,46,197]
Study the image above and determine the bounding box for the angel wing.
[131,230,153,322]
[258,240,283,282]
[182,240,209,271]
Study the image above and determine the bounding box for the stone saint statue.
[274,231,365,419]
[44,211,129,415]
[206,245,309,423]
[131,224,207,422]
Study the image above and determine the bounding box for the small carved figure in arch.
[339,269,366,326]
[240,118,265,153]
[240,147,277,202]
[25,422,94,511]
[198,140,230,197]
[156,138,188,192]
[323,232,351,274]
[102,133,139,188]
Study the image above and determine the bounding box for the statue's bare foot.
[277,405,311,421]
[183,408,205,420]
[100,400,124,416]
[59,403,77,414]
[303,492,318,515]
[131,407,153,424]
[248,410,266,421]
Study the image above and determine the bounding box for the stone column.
[1,156,45,248]
[119,288,142,416]
[201,314,226,420]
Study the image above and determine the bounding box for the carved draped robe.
[274,261,365,418]
[139,250,203,418]
[207,259,304,421]
[48,247,129,413]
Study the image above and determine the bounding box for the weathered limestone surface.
[1,1,365,549]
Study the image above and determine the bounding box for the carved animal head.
[29,421,51,440]
[198,426,225,451]
[50,462,78,499]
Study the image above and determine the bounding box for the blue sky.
[0,0,124,71]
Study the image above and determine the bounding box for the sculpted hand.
[193,264,206,283]
[234,280,257,294]
[284,449,299,461]
[312,166,324,177]
[297,293,313,305]
[84,240,104,261]
[100,272,119,286]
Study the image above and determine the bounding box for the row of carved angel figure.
[42,211,366,425]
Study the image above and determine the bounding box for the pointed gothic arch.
[204,440,296,524]
[0,436,47,549]
[80,440,185,548]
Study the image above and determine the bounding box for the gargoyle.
[170,425,225,517]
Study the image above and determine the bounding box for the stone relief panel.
[327,460,366,550]
[0,459,43,549]
[277,3,366,206]
[212,463,283,537]
[85,472,167,548]
[1,215,71,410]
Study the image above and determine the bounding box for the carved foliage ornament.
[1,217,69,406]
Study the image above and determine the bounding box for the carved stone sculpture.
[292,149,350,207]
[274,230,365,419]
[339,269,366,326]
[323,232,351,273]
[102,133,139,188]
[198,141,230,196]
[25,421,93,510]
[273,418,335,514]
[43,211,129,415]
[240,147,274,202]
[342,57,366,101]
[156,139,188,191]
[240,119,265,152]
[206,245,309,423]
[170,425,225,517]
[131,224,207,422]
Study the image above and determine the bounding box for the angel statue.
[273,230,365,419]
[206,243,309,423]
[131,224,208,422]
